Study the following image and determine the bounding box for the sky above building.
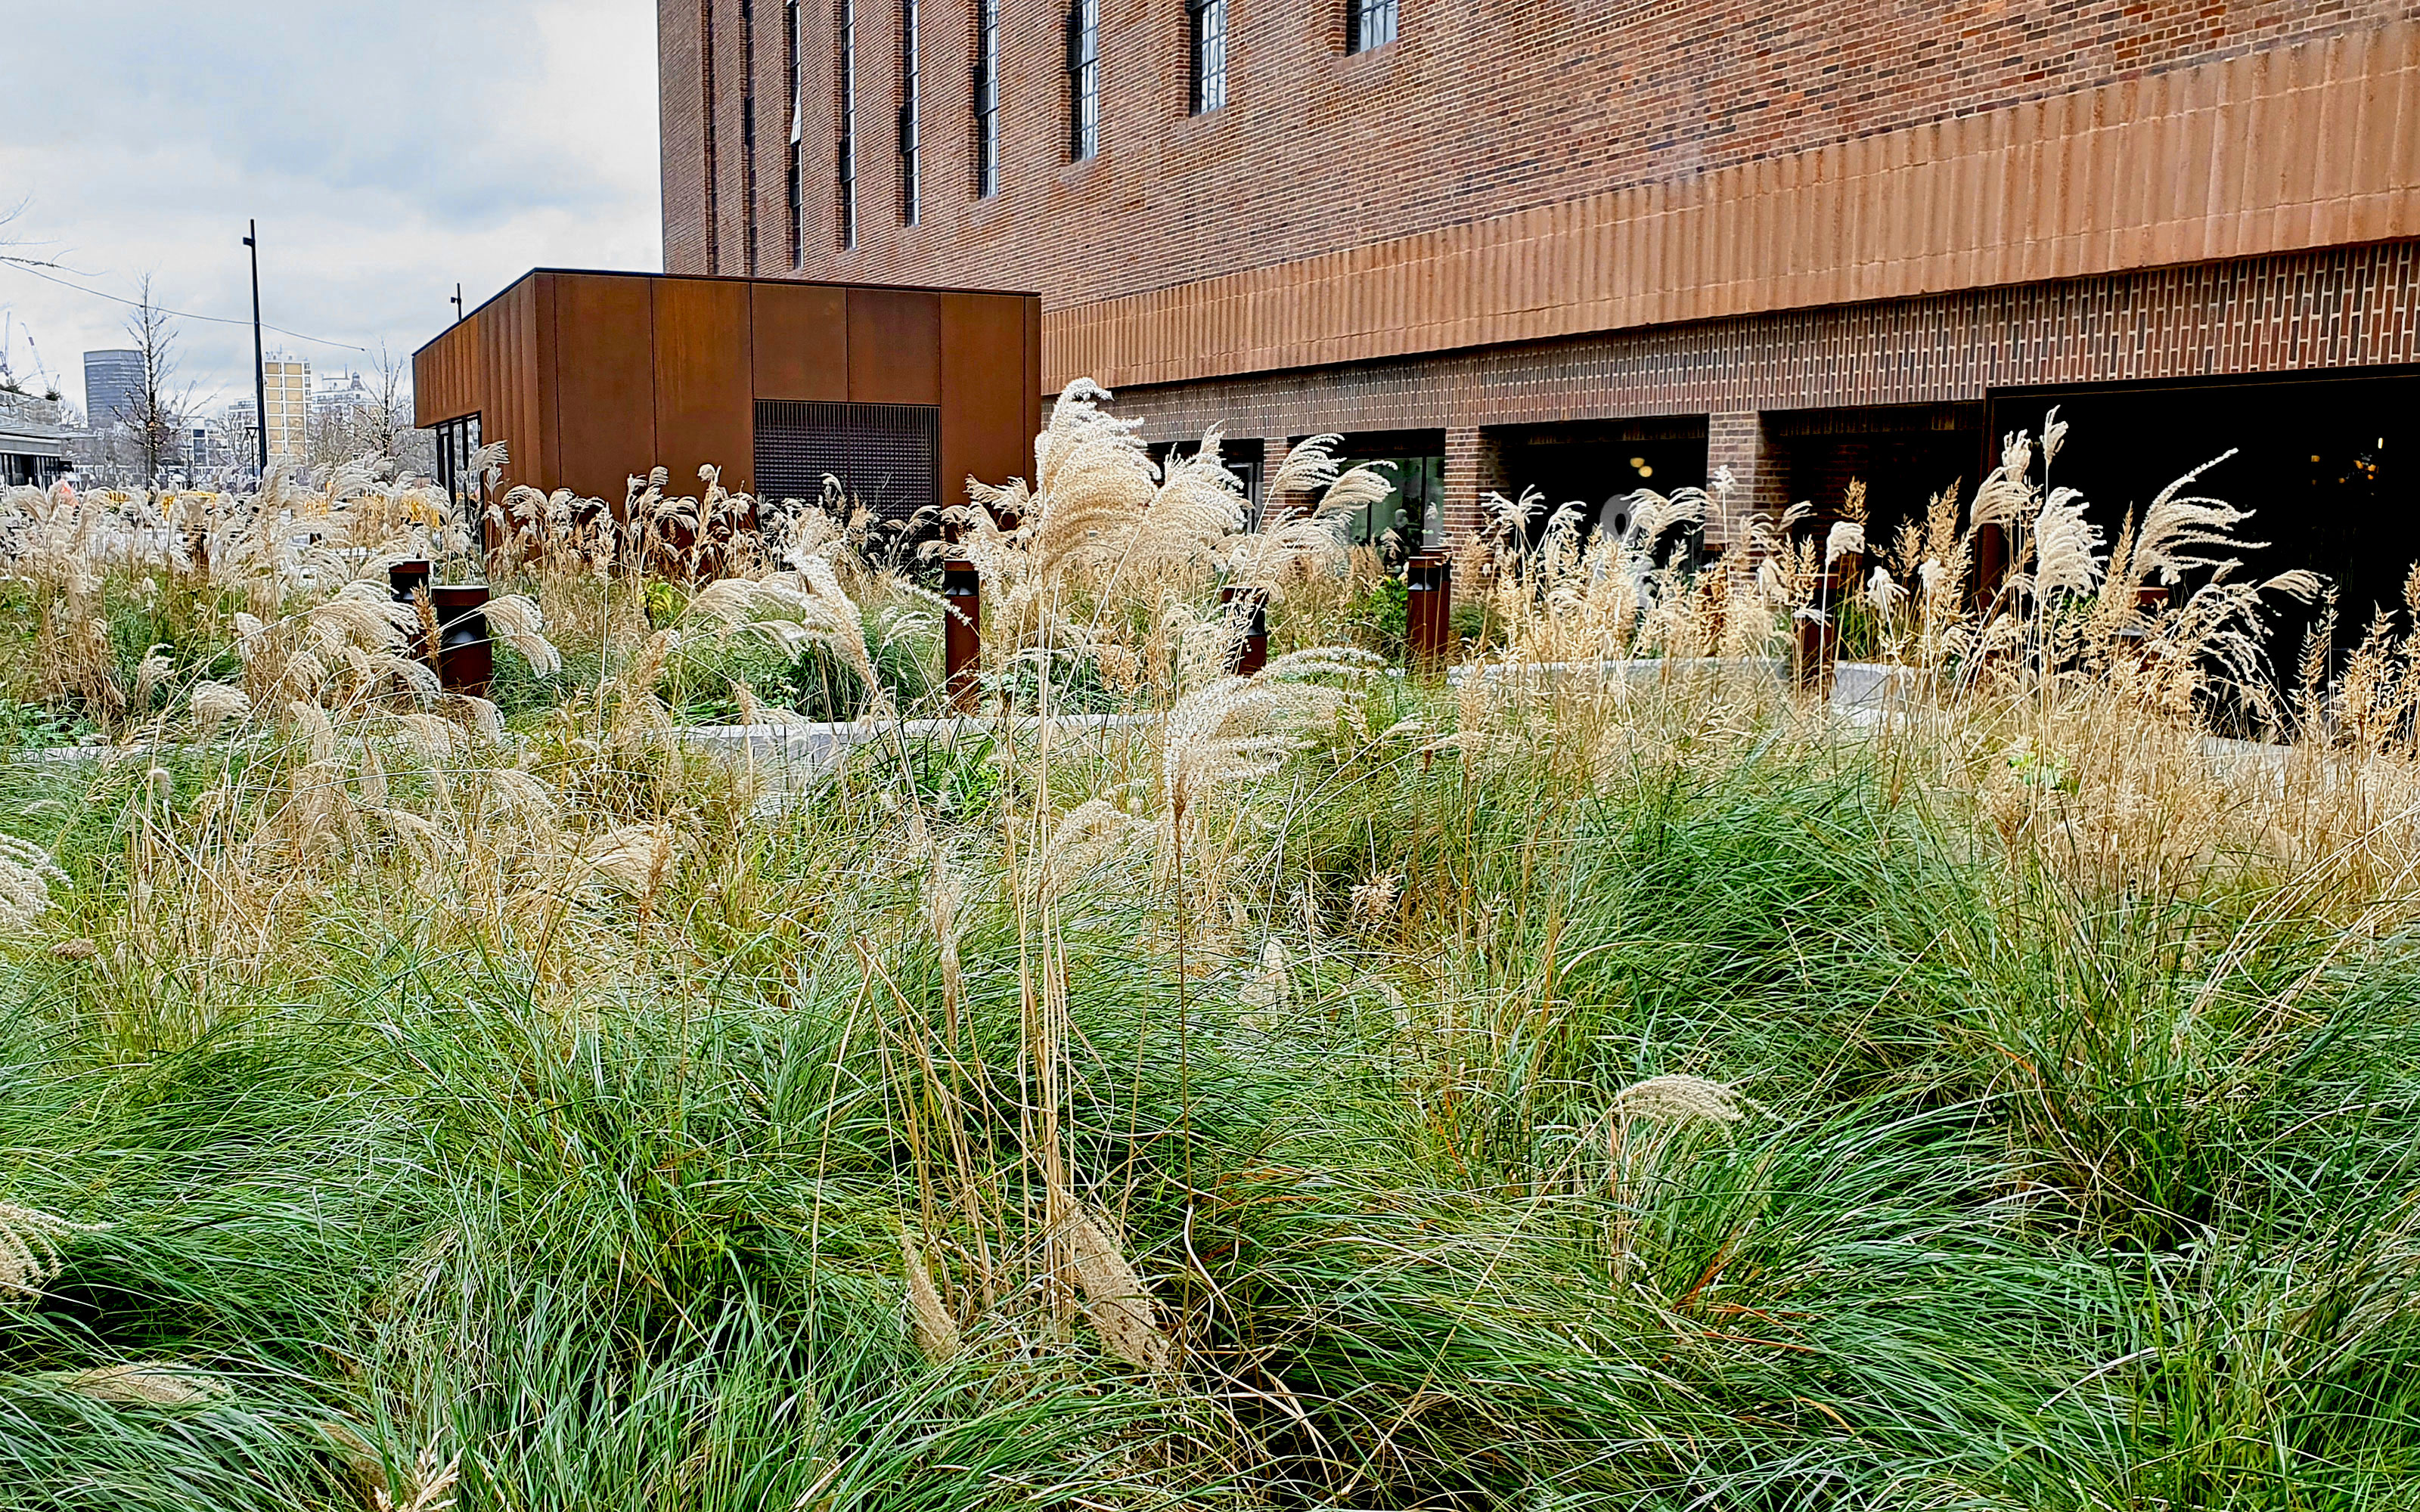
[0,0,660,420]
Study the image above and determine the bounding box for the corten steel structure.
[662,0,2420,601]
[412,269,1041,517]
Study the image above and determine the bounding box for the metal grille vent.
[754,400,940,520]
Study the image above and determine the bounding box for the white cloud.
[0,0,660,417]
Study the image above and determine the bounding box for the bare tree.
[300,347,436,479]
[371,346,437,480]
[116,277,194,485]
[219,405,261,484]
[0,198,65,274]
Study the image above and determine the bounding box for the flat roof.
[415,268,1043,361]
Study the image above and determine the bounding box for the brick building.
[659,0,2420,596]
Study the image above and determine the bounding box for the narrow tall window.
[836,0,857,246]
[898,0,920,223]
[700,0,720,273]
[786,0,803,264]
[973,0,999,196]
[1065,0,1098,161]
[1346,0,1397,53]
[1188,0,1227,113]
[740,0,759,271]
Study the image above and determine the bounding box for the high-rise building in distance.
[81,349,142,430]
[262,351,309,460]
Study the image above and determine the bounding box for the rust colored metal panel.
[505,278,549,496]
[535,274,562,488]
[846,287,942,404]
[551,273,661,501]
[413,314,483,426]
[940,293,1030,510]
[482,279,523,492]
[652,276,755,492]
[751,282,849,400]
[1024,295,1044,462]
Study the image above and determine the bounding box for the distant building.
[262,351,309,460]
[0,390,76,488]
[82,349,142,430]
[312,369,375,417]
[179,419,234,478]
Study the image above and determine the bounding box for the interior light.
[1628,457,1646,469]
[1638,466,1653,478]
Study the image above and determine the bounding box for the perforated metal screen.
[754,400,941,520]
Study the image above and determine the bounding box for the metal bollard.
[389,558,432,606]
[1406,550,1453,676]
[390,558,440,669]
[430,584,494,697]
[942,556,982,711]
[1792,571,1839,692]
[1219,583,1269,676]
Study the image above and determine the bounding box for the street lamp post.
[243,221,267,477]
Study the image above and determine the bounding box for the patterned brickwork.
[1705,413,1784,550]
[1442,427,1503,547]
[1102,241,2420,445]
[1259,435,1305,523]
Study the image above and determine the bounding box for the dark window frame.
[836,0,858,246]
[973,0,999,195]
[898,0,920,223]
[1188,0,1227,114]
[1065,0,1098,161]
[700,0,720,273]
[740,0,759,272]
[785,0,803,264]
[433,414,483,511]
[1346,0,1397,54]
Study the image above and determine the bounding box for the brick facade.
[1101,241,2420,436]
[656,2,2420,541]
[665,1,2419,305]
[1441,426,1501,547]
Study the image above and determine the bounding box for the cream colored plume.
[2031,487,2105,600]
[1609,1074,1745,1129]
[2,1201,103,1306]
[581,823,684,896]
[1239,937,1293,1014]
[0,837,67,934]
[48,1361,228,1408]
[1825,519,1866,565]
[1059,1206,1174,1374]
[1159,648,1378,834]
[481,593,562,676]
[901,1232,960,1364]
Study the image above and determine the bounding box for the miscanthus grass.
[5,388,2420,1509]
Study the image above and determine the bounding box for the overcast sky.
[0,0,661,420]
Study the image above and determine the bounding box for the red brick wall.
[666,0,2416,311]
[660,0,712,276]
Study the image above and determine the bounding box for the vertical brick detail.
[1706,412,1786,550]
[1260,437,1306,523]
[1442,427,1503,547]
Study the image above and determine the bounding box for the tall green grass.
[5,687,2420,1510]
